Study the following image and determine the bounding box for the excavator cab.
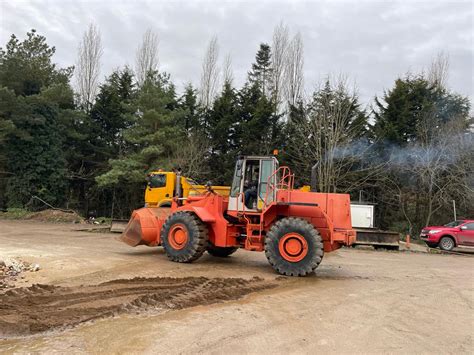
[228,156,278,212]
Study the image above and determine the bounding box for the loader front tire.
[161,212,208,263]
[207,245,238,257]
[265,217,323,276]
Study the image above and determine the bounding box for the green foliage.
[371,74,472,232]
[0,31,71,208]
[90,67,136,162]
[236,44,282,157]
[179,83,200,133]
[0,29,72,96]
[96,72,184,187]
[205,82,240,184]
[248,43,273,96]
[284,79,370,190]
[373,76,437,145]
[5,94,67,207]
[95,158,145,186]
[0,208,33,219]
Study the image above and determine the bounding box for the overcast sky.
[1,0,473,107]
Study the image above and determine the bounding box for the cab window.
[259,160,273,200]
[148,174,167,188]
[230,159,243,197]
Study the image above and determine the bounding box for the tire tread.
[161,211,208,263]
[265,217,323,276]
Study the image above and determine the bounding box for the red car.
[420,220,474,251]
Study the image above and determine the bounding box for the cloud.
[1,0,472,107]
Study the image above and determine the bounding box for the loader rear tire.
[161,211,208,263]
[207,245,238,257]
[265,217,323,276]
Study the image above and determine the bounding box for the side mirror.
[460,226,467,230]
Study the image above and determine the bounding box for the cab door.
[228,158,261,212]
[145,173,172,207]
[228,158,245,211]
[257,159,277,209]
[228,157,278,212]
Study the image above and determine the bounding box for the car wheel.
[439,237,455,251]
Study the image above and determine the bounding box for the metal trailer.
[350,203,400,250]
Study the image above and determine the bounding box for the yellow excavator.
[110,170,230,232]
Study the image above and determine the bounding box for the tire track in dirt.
[0,276,275,338]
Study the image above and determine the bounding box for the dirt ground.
[0,220,473,354]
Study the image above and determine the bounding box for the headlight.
[428,230,441,234]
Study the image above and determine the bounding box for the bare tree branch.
[199,36,220,108]
[428,51,449,89]
[75,23,103,112]
[271,21,289,111]
[135,28,159,87]
[170,133,210,179]
[287,76,384,193]
[284,32,304,107]
[222,53,233,86]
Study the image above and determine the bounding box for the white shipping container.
[350,204,374,228]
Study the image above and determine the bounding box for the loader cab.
[228,156,278,212]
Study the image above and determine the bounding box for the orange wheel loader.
[121,156,356,276]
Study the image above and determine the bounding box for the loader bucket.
[120,207,171,247]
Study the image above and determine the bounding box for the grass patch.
[0,208,34,219]
[0,208,84,223]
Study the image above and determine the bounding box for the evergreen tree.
[0,30,72,96]
[373,76,435,146]
[96,72,183,186]
[205,81,240,184]
[4,94,67,206]
[285,79,369,191]
[179,83,200,133]
[0,31,71,207]
[371,74,471,232]
[235,44,282,157]
[248,43,273,97]
[308,80,369,142]
[90,67,136,163]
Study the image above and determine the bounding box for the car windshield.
[444,220,464,227]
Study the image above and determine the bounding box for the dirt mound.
[0,276,274,338]
[27,209,83,223]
